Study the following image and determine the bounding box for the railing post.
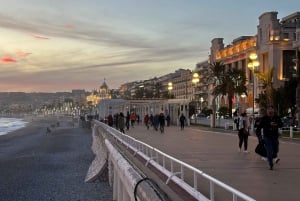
[290,126,294,138]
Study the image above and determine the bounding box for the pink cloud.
[31,34,49,40]
[64,24,75,29]
[15,50,32,57]
[1,55,17,63]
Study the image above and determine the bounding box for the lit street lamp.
[192,72,199,123]
[168,82,173,98]
[200,97,204,111]
[248,52,259,126]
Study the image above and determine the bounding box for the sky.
[0,0,299,92]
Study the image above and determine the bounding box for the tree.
[255,67,274,107]
[209,62,225,127]
[211,63,247,117]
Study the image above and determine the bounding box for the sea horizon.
[0,117,28,136]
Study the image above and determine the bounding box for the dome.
[100,78,108,89]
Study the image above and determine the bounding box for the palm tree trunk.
[211,96,216,128]
[228,95,233,117]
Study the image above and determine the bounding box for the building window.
[283,33,289,41]
[282,50,296,79]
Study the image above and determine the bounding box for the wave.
[0,118,28,136]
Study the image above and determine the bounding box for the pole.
[252,70,255,133]
[253,70,255,118]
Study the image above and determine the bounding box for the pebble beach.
[0,115,112,201]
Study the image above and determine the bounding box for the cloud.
[64,24,75,29]
[31,34,50,40]
[1,55,16,63]
[15,50,32,57]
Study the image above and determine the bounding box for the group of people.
[235,105,283,170]
[143,113,172,133]
[106,111,140,134]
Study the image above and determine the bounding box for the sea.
[0,117,28,136]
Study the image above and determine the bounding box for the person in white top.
[238,112,249,153]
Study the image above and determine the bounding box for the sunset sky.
[0,0,298,92]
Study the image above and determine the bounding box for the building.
[209,11,300,114]
[99,78,111,100]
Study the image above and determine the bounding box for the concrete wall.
[85,122,167,201]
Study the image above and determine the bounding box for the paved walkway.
[124,123,300,201]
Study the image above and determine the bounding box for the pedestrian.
[238,112,249,153]
[149,114,154,128]
[259,105,283,170]
[130,112,136,128]
[158,113,165,133]
[233,109,239,130]
[153,114,159,131]
[114,113,119,129]
[118,112,125,134]
[144,114,150,130]
[125,111,130,130]
[136,114,140,125]
[107,114,113,127]
[254,108,266,143]
[179,113,186,130]
[254,108,267,160]
[166,114,171,126]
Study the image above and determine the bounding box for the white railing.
[280,126,300,138]
[95,121,255,201]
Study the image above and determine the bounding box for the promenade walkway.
[125,122,300,201]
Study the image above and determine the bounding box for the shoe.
[261,157,267,161]
[269,164,273,170]
[243,150,249,153]
[273,158,280,164]
[238,148,241,152]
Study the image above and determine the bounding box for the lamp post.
[192,73,199,122]
[200,97,204,111]
[167,81,173,123]
[248,52,259,126]
[168,82,173,99]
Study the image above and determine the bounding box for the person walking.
[125,112,130,130]
[118,112,125,134]
[179,113,186,130]
[254,108,267,160]
[238,112,249,153]
[144,114,150,130]
[158,113,165,133]
[153,114,159,131]
[130,112,136,128]
[233,109,239,131]
[259,105,283,170]
[166,114,171,127]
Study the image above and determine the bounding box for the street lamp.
[192,72,199,112]
[248,52,259,121]
[192,73,200,123]
[168,82,173,98]
[200,97,204,111]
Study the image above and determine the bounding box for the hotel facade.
[208,11,300,114]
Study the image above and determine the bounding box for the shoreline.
[0,115,77,140]
[0,114,113,200]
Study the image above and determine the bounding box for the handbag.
[255,143,267,157]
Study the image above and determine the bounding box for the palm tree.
[211,63,247,117]
[255,67,274,107]
[209,61,225,127]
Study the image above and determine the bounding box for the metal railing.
[280,126,300,138]
[95,121,255,201]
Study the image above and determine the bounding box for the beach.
[0,115,112,201]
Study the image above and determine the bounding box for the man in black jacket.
[259,105,283,170]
